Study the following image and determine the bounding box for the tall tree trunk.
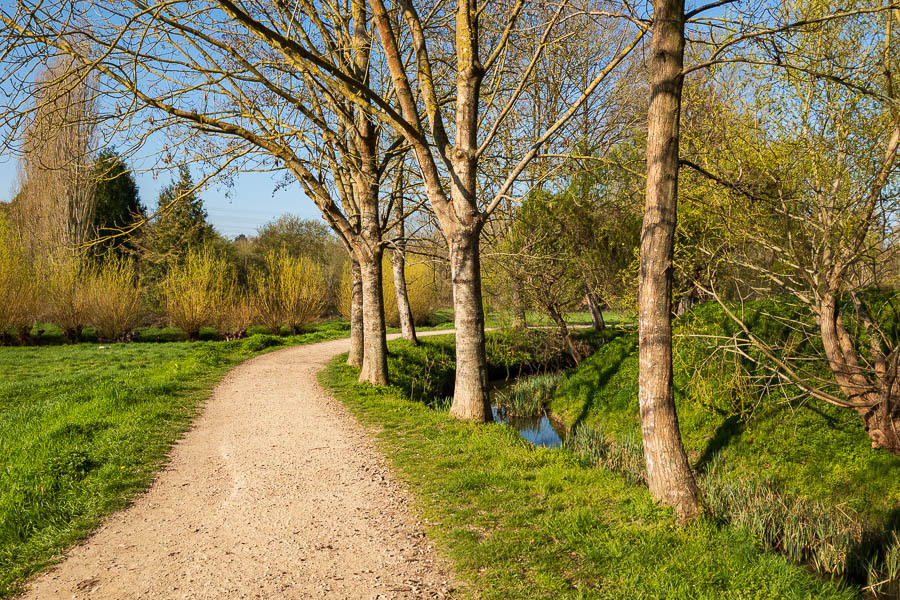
[638,0,700,522]
[389,188,418,344]
[347,256,364,368]
[357,247,389,385]
[391,249,418,344]
[586,288,605,331]
[447,228,492,422]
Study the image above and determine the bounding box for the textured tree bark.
[389,191,418,344]
[586,288,605,331]
[390,249,418,344]
[347,257,364,368]
[357,247,389,385]
[818,291,900,453]
[447,229,492,422]
[638,0,700,522]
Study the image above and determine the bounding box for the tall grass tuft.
[81,256,142,341]
[252,248,325,334]
[162,245,234,340]
[563,424,646,485]
[868,532,900,597]
[495,373,563,417]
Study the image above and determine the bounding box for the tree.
[638,0,701,521]
[686,1,900,453]
[13,55,97,257]
[136,166,216,284]
[500,192,590,363]
[92,149,144,255]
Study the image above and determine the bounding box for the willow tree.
[686,2,900,453]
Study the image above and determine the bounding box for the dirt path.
[21,333,457,599]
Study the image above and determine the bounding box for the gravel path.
[20,333,457,599]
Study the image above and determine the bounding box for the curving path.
[20,333,456,599]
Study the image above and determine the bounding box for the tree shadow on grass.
[693,414,745,474]
[570,336,638,431]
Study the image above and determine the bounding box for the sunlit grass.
[0,323,347,597]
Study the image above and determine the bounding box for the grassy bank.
[547,302,900,593]
[0,322,348,597]
[320,334,858,599]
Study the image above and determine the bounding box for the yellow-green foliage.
[338,260,353,320]
[45,253,91,341]
[339,256,441,326]
[0,216,42,338]
[222,293,253,341]
[162,246,234,338]
[81,256,143,341]
[251,247,325,334]
[403,260,441,325]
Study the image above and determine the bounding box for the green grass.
[320,342,857,599]
[0,322,349,597]
[547,301,900,592]
[484,310,627,329]
[548,305,900,526]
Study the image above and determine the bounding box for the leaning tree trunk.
[447,228,492,422]
[586,288,606,331]
[638,0,700,522]
[819,291,900,453]
[548,305,583,364]
[347,257,364,368]
[391,249,419,344]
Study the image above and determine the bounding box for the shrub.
[251,248,325,334]
[222,294,253,341]
[0,217,42,342]
[81,256,142,341]
[45,253,91,343]
[161,246,234,340]
[242,333,284,352]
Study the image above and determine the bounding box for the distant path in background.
[20,332,457,600]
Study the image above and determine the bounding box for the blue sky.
[0,156,324,239]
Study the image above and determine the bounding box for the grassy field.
[320,334,859,600]
[0,322,348,597]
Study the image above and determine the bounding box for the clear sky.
[0,155,324,239]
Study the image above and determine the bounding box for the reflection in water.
[491,405,567,448]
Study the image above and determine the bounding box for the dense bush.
[0,217,42,342]
[162,246,234,340]
[251,248,325,334]
[45,254,91,343]
[81,256,142,341]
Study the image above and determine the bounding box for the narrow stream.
[491,405,568,448]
